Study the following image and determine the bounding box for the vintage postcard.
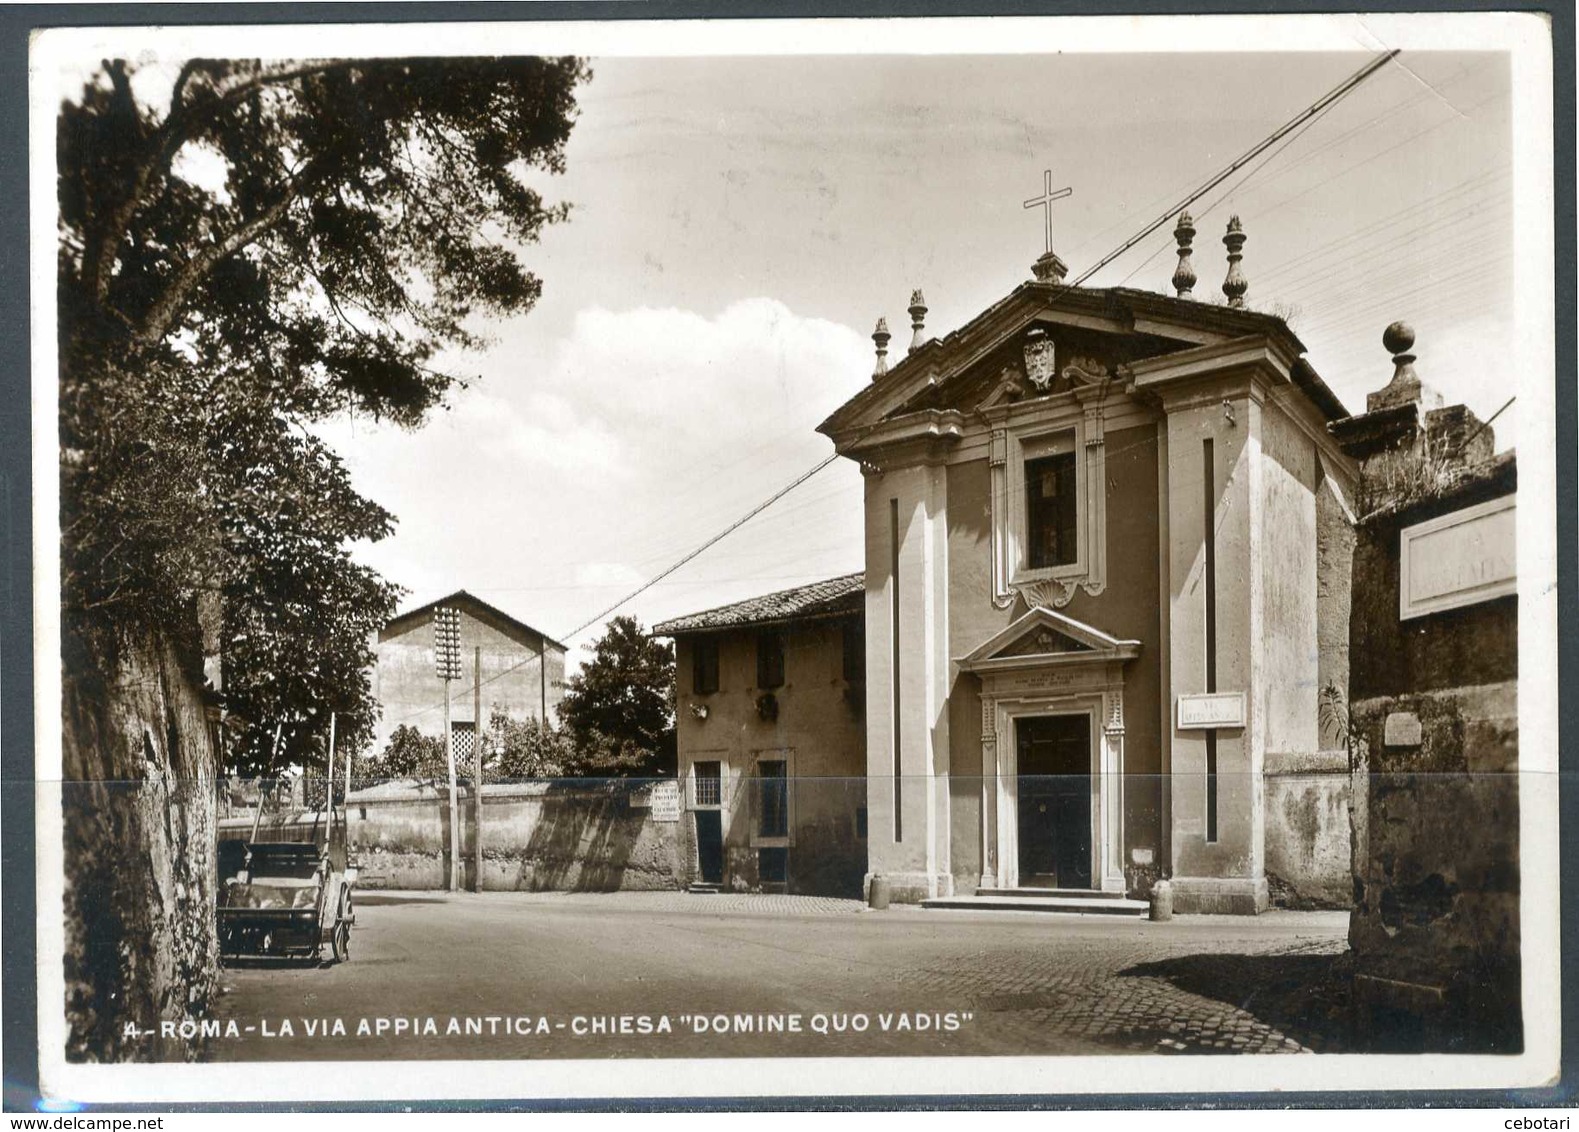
[29,10,1560,1106]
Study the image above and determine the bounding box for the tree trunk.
[60,625,218,1062]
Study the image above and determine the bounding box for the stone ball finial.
[1383,321,1415,358]
[1366,320,1428,414]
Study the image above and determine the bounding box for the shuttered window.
[756,631,785,689]
[756,759,789,838]
[692,637,720,694]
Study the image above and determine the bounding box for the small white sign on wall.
[649,780,682,823]
[1399,494,1516,620]
[1176,692,1246,730]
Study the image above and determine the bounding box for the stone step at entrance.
[922,887,1149,916]
[687,882,723,894]
[975,887,1121,900]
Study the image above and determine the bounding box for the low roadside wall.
[359,780,689,891]
[222,780,691,892]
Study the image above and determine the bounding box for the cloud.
[538,297,869,456]
[318,298,872,659]
[574,561,647,590]
[447,388,627,476]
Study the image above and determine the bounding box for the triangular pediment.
[820,283,1308,442]
[957,606,1141,673]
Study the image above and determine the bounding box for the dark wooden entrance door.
[1016,714,1093,889]
[695,811,724,884]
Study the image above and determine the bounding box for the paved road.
[207,891,1350,1061]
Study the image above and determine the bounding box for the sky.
[218,44,1518,674]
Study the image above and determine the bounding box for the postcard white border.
[30,10,1560,1104]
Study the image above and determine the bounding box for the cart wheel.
[331,908,350,964]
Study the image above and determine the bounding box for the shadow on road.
[350,893,449,907]
[1119,950,1353,1052]
[219,955,325,971]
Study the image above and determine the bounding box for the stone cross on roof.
[1023,169,1072,256]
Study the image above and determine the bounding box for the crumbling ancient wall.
[1346,467,1520,1052]
[62,633,218,1062]
[1263,751,1351,909]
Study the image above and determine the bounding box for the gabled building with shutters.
[653,574,867,896]
[371,590,568,762]
[818,229,1360,913]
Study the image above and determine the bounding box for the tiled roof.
[382,589,567,652]
[653,573,864,636]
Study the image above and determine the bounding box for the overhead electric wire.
[1065,49,1399,290]
[1234,85,1511,234]
[1256,182,1510,291]
[558,451,843,642]
[374,47,1439,736]
[557,49,1403,650]
[1224,57,1491,197]
[1116,98,1344,289]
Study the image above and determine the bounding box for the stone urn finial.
[1172,211,1197,298]
[1222,215,1248,308]
[908,290,928,351]
[872,317,891,381]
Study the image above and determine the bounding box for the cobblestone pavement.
[889,923,1347,1055]
[208,890,1352,1061]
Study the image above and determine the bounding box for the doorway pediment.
[957,607,1140,674]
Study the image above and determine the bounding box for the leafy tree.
[480,709,572,782]
[376,724,449,780]
[55,57,589,1058]
[58,56,591,773]
[557,616,676,777]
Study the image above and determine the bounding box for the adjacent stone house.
[818,227,1358,912]
[372,590,567,759]
[653,574,867,897]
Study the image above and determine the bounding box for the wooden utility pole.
[435,607,462,892]
[251,722,283,845]
[327,711,337,816]
[443,675,458,891]
[473,645,483,893]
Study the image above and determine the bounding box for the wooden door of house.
[693,760,724,884]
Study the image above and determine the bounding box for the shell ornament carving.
[1015,576,1105,610]
[1020,577,1077,609]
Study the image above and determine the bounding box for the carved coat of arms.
[1022,328,1056,391]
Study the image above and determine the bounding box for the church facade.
[819,231,1357,913]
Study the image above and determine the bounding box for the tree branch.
[130,161,321,349]
[85,59,355,312]
[169,59,202,114]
